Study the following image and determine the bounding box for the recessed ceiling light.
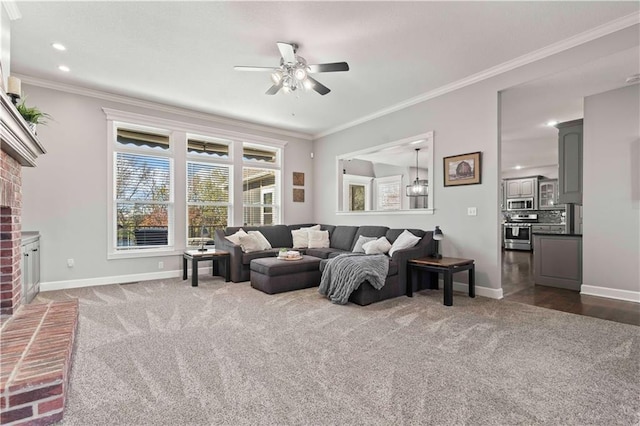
[52,43,66,51]
[58,65,70,72]
[515,165,522,170]
[546,120,558,127]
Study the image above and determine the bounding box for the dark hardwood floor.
[502,249,640,326]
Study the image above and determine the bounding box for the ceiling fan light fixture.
[294,67,307,81]
[271,71,282,84]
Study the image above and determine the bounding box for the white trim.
[40,267,214,292]
[580,285,640,303]
[453,282,503,300]
[2,1,21,20]
[16,74,311,141]
[314,12,640,139]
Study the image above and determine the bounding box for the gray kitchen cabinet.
[557,119,583,204]
[21,233,40,304]
[505,177,537,198]
[533,234,582,291]
[538,179,559,209]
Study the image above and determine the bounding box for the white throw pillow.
[388,230,421,257]
[308,230,330,248]
[238,234,263,253]
[352,235,377,253]
[225,228,247,245]
[362,237,392,255]
[248,230,272,250]
[291,225,321,248]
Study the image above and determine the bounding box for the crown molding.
[314,12,640,139]
[15,74,314,141]
[2,1,21,20]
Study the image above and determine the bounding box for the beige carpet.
[37,276,639,425]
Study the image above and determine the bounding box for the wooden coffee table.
[183,249,230,287]
[407,257,475,306]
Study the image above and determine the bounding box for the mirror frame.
[336,131,434,215]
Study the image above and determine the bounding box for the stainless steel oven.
[503,213,538,251]
[506,198,534,211]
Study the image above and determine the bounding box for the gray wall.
[583,84,640,295]
[20,84,313,285]
[313,26,639,297]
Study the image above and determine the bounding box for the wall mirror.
[336,131,434,214]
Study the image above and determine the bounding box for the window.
[114,128,173,250]
[242,142,281,226]
[187,136,232,246]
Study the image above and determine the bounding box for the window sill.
[108,248,182,260]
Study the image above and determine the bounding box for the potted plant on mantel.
[16,98,51,135]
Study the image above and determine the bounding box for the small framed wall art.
[293,172,305,186]
[443,151,482,187]
[293,188,305,202]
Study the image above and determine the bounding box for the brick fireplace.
[1,150,22,316]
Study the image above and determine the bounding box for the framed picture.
[293,188,305,202]
[443,151,482,187]
[293,172,305,186]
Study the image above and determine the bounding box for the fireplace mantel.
[0,91,46,166]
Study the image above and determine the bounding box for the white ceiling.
[9,1,640,138]
[500,46,640,171]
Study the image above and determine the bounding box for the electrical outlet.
[467,207,477,216]
[158,261,164,269]
[67,258,74,268]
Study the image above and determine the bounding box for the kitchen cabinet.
[506,177,537,198]
[557,119,583,204]
[500,181,506,210]
[21,233,40,304]
[538,179,559,209]
[533,234,582,291]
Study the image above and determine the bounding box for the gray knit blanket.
[319,253,389,304]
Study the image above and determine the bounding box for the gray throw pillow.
[352,235,377,253]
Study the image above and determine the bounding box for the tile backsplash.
[504,208,565,223]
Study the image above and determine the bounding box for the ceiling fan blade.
[276,42,296,64]
[306,76,331,95]
[308,62,350,73]
[234,66,277,72]
[265,81,283,95]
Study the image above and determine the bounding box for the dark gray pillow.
[352,235,377,253]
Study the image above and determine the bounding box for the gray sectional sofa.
[213,224,435,305]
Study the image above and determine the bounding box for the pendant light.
[406,148,428,197]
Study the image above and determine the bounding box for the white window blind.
[187,162,230,245]
[242,167,278,226]
[115,151,172,249]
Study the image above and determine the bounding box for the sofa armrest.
[214,229,244,282]
[391,234,434,293]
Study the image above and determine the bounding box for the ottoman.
[250,255,322,294]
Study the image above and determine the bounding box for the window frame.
[242,141,282,226]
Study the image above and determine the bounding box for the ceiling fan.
[234,42,349,96]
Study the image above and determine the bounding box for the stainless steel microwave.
[507,198,534,211]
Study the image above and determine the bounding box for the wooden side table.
[407,257,475,306]
[183,249,230,287]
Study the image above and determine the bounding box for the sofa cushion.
[248,230,272,250]
[350,226,389,251]
[330,226,360,251]
[250,256,322,277]
[352,235,377,253]
[362,237,392,255]
[225,228,247,245]
[388,230,421,256]
[308,230,330,248]
[227,225,293,248]
[239,234,264,253]
[305,247,347,259]
[386,228,426,244]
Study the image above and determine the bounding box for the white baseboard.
[451,281,503,299]
[580,285,640,303]
[40,266,211,292]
